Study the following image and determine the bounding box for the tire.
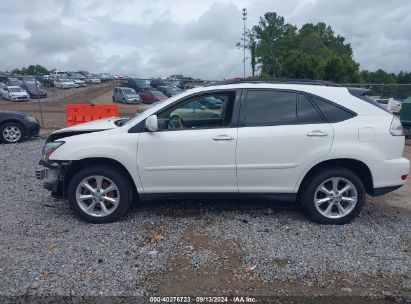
[67,165,132,223]
[300,167,365,225]
[0,122,24,143]
[112,96,116,103]
[122,98,126,104]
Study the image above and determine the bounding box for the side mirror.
[145,115,158,132]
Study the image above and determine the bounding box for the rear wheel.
[0,122,24,143]
[67,165,132,223]
[301,167,365,224]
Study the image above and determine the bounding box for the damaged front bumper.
[35,161,66,198]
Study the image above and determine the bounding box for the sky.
[0,0,410,79]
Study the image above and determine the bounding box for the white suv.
[36,80,410,224]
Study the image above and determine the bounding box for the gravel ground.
[0,138,410,303]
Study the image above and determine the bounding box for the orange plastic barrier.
[66,104,119,127]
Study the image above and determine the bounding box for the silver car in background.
[112,87,141,104]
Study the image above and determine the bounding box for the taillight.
[390,116,404,136]
[401,174,408,181]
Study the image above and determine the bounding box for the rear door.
[236,90,334,193]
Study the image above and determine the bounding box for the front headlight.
[42,141,64,161]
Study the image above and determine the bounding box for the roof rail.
[211,78,341,87]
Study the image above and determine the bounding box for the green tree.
[10,64,50,75]
[280,50,324,79]
[245,11,360,82]
[360,69,396,83]
[324,55,360,83]
[252,12,291,77]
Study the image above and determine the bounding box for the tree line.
[243,12,410,84]
[8,64,52,76]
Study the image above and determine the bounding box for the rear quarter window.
[308,95,356,123]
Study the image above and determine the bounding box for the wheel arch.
[297,158,374,196]
[63,157,138,201]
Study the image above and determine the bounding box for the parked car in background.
[197,96,224,109]
[23,83,47,99]
[169,100,221,123]
[123,78,151,92]
[374,97,402,114]
[54,78,76,89]
[6,78,23,87]
[1,86,30,101]
[113,87,141,104]
[67,72,85,80]
[0,111,40,143]
[85,76,101,84]
[0,82,7,91]
[150,78,166,88]
[138,89,168,104]
[18,76,36,83]
[157,86,183,97]
[38,75,55,87]
[72,79,86,87]
[36,80,409,224]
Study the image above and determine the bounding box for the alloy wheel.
[75,175,120,217]
[314,177,358,219]
[3,125,22,143]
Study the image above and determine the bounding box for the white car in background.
[72,79,86,87]
[85,77,101,84]
[1,86,30,101]
[36,80,409,225]
[374,97,402,114]
[54,78,76,89]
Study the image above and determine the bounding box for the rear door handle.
[213,134,234,141]
[307,130,328,137]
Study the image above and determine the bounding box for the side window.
[297,94,323,124]
[157,92,235,130]
[309,95,356,123]
[245,90,297,126]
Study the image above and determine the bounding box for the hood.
[125,94,139,98]
[47,117,126,142]
[0,110,26,117]
[55,117,122,134]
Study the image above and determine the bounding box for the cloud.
[0,0,409,78]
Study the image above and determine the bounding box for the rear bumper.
[368,157,410,195]
[372,185,402,197]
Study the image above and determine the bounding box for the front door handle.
[213,134,234,141]
[307,130,328,137]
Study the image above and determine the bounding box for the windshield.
[122,88,136,94]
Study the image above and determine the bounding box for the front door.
[137,91,239,193]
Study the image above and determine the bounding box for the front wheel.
[0,122,24,143]
[300,167,365,225]
[67,165,132,223]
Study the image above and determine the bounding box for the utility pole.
[242,8,247,78]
